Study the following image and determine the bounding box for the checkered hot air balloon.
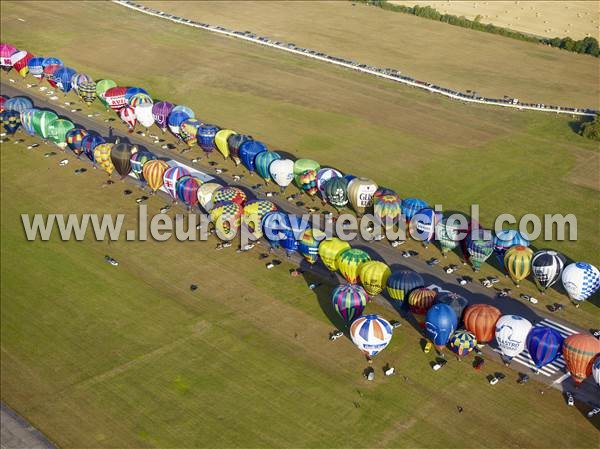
[211,201,243,240]
[531,250,566,293]
[65,128,88,156]
[408,287,437,328]
[1,110,21,134]
[350,314,393,359]
[213,186,247,207]
[503,245,533,286]
[163,166,190,201]
[179,118,202,146]
[176,176,202,209]
[241,200,278,238]
[78,80,97,106]
[299,228,325,264]
[561,262,600,303]
[93,143,115,176]
[401,198,428,222]
[332,283,369,325]
[143,159,169,192]
[119,105,137,132]
[374,193,402,229]
[336,248,371,284]
[450,330,477,358]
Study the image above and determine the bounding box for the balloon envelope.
[111,142,135,176]
[255,151,281,181]
[239,140,267,172]
[163,166,190,201]
[143,160,169,191]
[337,248,371,284]
[495,315,532,360]
[526,327,563,369]
[561,262,600,303]
[318,238,351,272]
[504,245,534,285]
[401,198,428,222]
[450,330,477,357]
[386,271,425,305]
[197,124,220,153]
[350,314,393,359]
[347,177,378,214]
[531,250,566,292]
[358,261,391,297]
[332,283,369,325]
[425,304,458,350]
[435,292,468,320]
[299,228,325,264]
[324,177,349,208]
[463,304,501,344]
[562,334,600,384]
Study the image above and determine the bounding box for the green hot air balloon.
[324,177,349,209]
[32,110,59,139]
[293,159,320,188]
[47,118,75,149]
[96,79,117,108]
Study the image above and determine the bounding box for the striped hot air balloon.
[47,118,75,148]
[211,201,243,240]
[213,186,247,207]
[494,230,530,265]
[255,151,281,182]
[163,166,190,201]
[562,334,600,384]
[526,326,563,370]
[531,250,566,293]
[176,176,202,208]
[119,105,137,132]
[504,245,533,286]
[125,87,148,102]
[435,217,462,256]
[65,128,88,155]
[299,228,325,265]
[93,143,115,176]
[32,110,58,139]
[318,238,351,272]
[19,108,38,136]
[450,330,477,358]
[386,270,425,306]
[78,80,97,105]
[53,66,77,93]
[337,248,371,284]
[70,72,92,95]
[130,151,156,181]
[143,160,169,192]
[5,96,33,114]
[358,261,391,297]
[104,86,128,111]
[128,93,153,108]
[467,229,494,271]
[350,314,393,359]
[332,283,369,325]
[374,193,402,229]
[408,288,437,328]
[10,50,33,77]
[463,304,501,344]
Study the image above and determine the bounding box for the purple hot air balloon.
[332,283,369,325]
[152,101,174,132]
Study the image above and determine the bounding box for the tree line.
[357,1,599,57]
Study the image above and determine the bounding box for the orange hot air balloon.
[408,288,437,328]
[562,334,600,384]
[463,304,501,344]
[143,160,169,192]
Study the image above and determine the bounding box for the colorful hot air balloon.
[167,107,193,137]
[179,118,202,146]
[239,140,267,172]
[281,215,308,254]
[347,177,378,215]
[526,326,563,371]
[435,292,468,320]
[337,248,371,284]
[316,168,342,199]
[134,103,155,129]
[299,228,325,264]
[70,72,92,95]
[386,271,425,307]
[493,230,530,265]
[211,201,243,240]
[425,304,458,350]
[65,127,88,154]
[495,315,532,363]
[81,132,105,162]
[32,110,58,139]
[5,96,33,114]
[408,288,437,327]
[213,186,247,206]
[110,142,135,177]
[78,80,97,105]
[262,211,290,248]
[242,200,278,238]
[374,194,402,229]
[401,198,428,222]
[1,110,20,134]
[47,118,75,148]
[152,101,174,132]
[125,87,149,102]
[128,93,153,108]
[467,229,494,271]
[462,304,501,344]
[163,166,190,201]
[332,283,369,325]
[130,151,156,181]
[450,330,477,358]
[561,262,600,303]
[269,159,295,190]
[143,160,169,192]
[27,57,45,78]
[531,250,566,293]
[358,261,391,297]
[197,182,222,212]
[227,134,252,166]
[41,56,62,68]
[255,151,281,182]
[435,217,462,256]
[176,176,202,208]
[95,79,117,108]
[19,108,38,136]
[0,43,18,71]
[104,86,128,111]
[318,238,351,272]
[53,67,77,93]
[562,334,600,384]
[213,129,235,159]
[43,64,62,88]
[409,207,440,245]
[504,245,534,286]
[119,105,137,132]
[350,314,393,359]
[10,50,33,77]
[593,358,600,387]
[293,159,320,191]
[197,124,220,153]
[94,143,115,176]
[323,177,349,209]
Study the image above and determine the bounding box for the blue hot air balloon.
[401,198,428,222]
[409,207,440,245]
[197,124,220,153]
[281,214,308,254]
[425,303,458,350]
[53,66,77,93]
[27,57,45,78]
[262,211,290,249]
[167,108,193,137]
[4,96,33,114]
[125,87,149,102]
[526,326,563,371]
[255,151,281,182]
[239,140,267,172]
[493,229,530,265]
[1,110,21,134]
[20,108,38,136]
[386,270,425,310]
[42,57,63,68]
[81,132,105,162]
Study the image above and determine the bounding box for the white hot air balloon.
[197,182,223,213]
[135,103,155,129]
[316,168,342,198]
[269,159,294,189]
[561,262,600,303]
[495,315,532,362]
[349,314,393,359]
[347,177,378,214]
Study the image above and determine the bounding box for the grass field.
[139,0,600,108]
[390,1,599,40]
[2,135,599,448]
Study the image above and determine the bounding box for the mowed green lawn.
[1,135,598,448]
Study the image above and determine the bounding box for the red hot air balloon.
[562,334,600,384]
[104,86,128,112]
[119,105,137,132]
[463,304,501,344]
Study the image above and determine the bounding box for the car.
[423,341,433,354]
[497,289,510,298]
[520,294,539,304]
[459,276,472,286]
[590,329,600,339]
[391,240,406,248]
[427,258,440,266]
[329,330,343,341]
[444,264,459,274]
[373,234,385,241]
[390,320,402,329]
[159,205,171,214]
[104,256,119,266]
[432,359,447,371]
[549,303,564,313]
[402,251,412,258]
[489,376,499,385]
[74,168,87,174]
[587,408,600,418]
[566,391,575,407]
[135,196,149,204]
[517,373,530,384]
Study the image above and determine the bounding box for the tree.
[580,115,600,141]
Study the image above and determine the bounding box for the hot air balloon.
[167,107,194,137]
[119,105,137,132]
[10,50,33,77]
[0,43,18,71]
[425,304,458,350]
[495,315,532,363]
[242,200,278,238]
[463,304,501,344]
[0,96,6,113]
[332,283,369,325]
[70,72,92,96]
[526,327,563,371]
[213,186,247,206]
[130,151,156,181]
[125,87,149,102]
[41,56,63,68]
[197,124,220,153]
[409,207,440,246]
[176,176,202,209]
[32,110,58,139]
[561,262,600,304]
[19,108,38,136]
[401,198,428,222]
[531,250,566,293]
[386,271,425,307]
[255,151,281,182]
[110,142,135,177]
[152,101,174,132]
[562,334,600,384]
[466,229,494,271]
[5,96,33,114]
[53,67,77,93]
[337,248,371,284]
[95,79,117,109]
[1,110,20,134]
[78,80,97,105]
[435,292,468,320]
[104,86,128,112]
[358,261,391,297]
[493,229,530,265]
[318,238,351,272]
[269,159,295,190]
[211,201,243,240]
[179,118,202,146]
[197,182,222,212]
[293,159,320,193]
[143,160,169,192]
[593,358,600,387]
[408,288,437,327]
[214,129,236,160]
[128,93,152,108]
[374,194,402,229]
[239,140,267,172]
[134,103,155,130]
[347,177,378,215]
[299,228,325,264]
[94,143,115,176]
[227,134,252,166]
[47,118,75,149]
[27,57,45,79]
[316,168,342,199]
[504,245,533,286]
[435,217,463,257]
[43,64,62,88]
[350,314,393,359]
[262,211,290,248]
[281,215,308,254]
[81,132,105,162]
[163,166,190,202]
[321,179,349,212]
[450,330,477,358]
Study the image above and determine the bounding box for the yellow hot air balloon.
[143,160,169,192]
[358,261,391,296]
[318,238,351,272]
[504,245,534,286]
[241,200,278,239]
[215,129,236,160]
[337,248,371,284]
[93,143,115,176]
[210,201,243,240]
